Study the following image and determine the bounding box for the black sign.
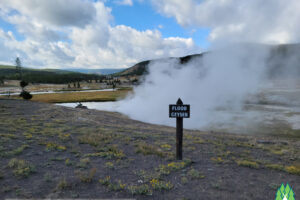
[169,104,190,118]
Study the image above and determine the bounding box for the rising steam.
[114,44,272,130]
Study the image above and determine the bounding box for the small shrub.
[99,176,111,186]
[160,144,172,150]
[44,172,52,182]
[150,179,173,191]
[285,165,300,175]
[211,157,224,163]
[127,184,152,195]
[136,143,165,157]
[193,137,205,144]
[56,178,68,190]
[236,160,259,169]
[58,133,70,141]
[65,159,74,166]
[77,158,90,168]
[20,90,32,100]
[7,158,35,177]
[265,163,284,171]
[105,162,114,169]
[187,168,205,179]
[84,147,125,159]
[157,159,192,175]
[23,133,33,140]
[108,180,126,191]
[45,142,66,152]
[181,176,188,185]
[76,168,97,183]
[78,133,113,146]
[1,145,28,157]
[0,133,17,139]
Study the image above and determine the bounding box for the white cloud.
[114,0,133,6]
[0,1,200,69]
[151,0,300,44]
[0,0,96,28]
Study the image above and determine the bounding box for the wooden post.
[176,98,183,160]
[169,98,190,160]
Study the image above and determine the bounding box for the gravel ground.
[0,99,299,200]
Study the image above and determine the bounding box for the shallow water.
[57,97,300,134]
[54,80,300,134]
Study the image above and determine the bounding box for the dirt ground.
[0,99,299,200]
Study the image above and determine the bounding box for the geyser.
[114,44,271,130]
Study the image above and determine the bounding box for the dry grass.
[235,159,259,169]
[29,89,131,103]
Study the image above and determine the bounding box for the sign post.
[169,98,190,160]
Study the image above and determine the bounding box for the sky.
[0,0,299,69]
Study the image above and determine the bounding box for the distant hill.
[0,65,104,84]
[66,68,126,75]
[114,53,205,77]
[115,43,300,78]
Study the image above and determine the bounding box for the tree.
[15,58,32,100]
[20,80,28,88]
[0,77,4,85]
[15,57,22,80]
[20,91,32,100]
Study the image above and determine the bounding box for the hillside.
[114,54,204,77]
[115,43,300,78]
[0,99,299,199]
[67,68,126,75]
[0,65,104,84]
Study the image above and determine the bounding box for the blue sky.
[0,1,210,48]
[105,1,210,48]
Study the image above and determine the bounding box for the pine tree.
[15,57,22,80]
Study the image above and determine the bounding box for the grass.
[56,178,69,190]
[127,184,152,195]
[211,157,225,164]
[187,168,205,179]
[150,179,173,191]
[285,165,300,175]
[29,89,131,103]
[84,149,125,159]
[135,143,165,157]
[76,158,90,168]
[7,158,35,178]
[157,160,192,175]
[235,159,259,169]
[0,99,299,199]
[264,163,284,171]
[76,168,97,183]
[78,132,114,146]
[108,180,126,191]
[0,144,29,157]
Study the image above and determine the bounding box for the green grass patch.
[157,159,192,175]
[0,144,29,157]
[150,179,173,191]
[135,143,165,157]
[236,159,259,169]
[285,165,300,175]
[7,158,35,178]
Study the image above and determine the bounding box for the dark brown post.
[176,98,183,160]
